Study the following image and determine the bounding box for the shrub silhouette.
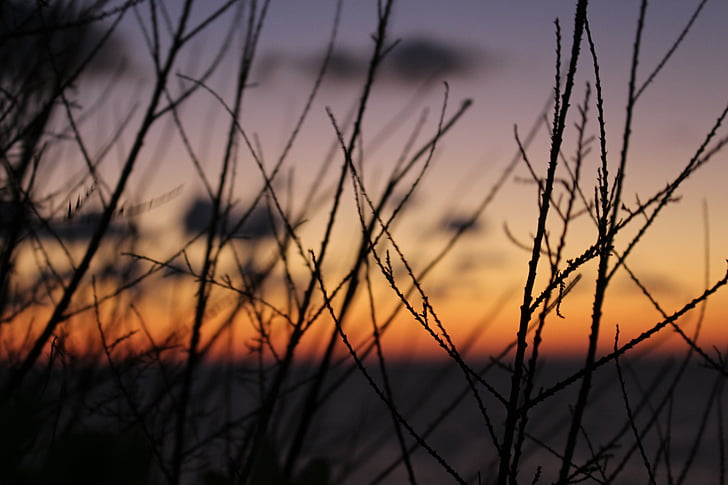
[35,428,153,485]
[1,1,726,484]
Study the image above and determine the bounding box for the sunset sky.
[19,0,728,361]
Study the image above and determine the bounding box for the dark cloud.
[0,200,129,242]
[326,48,369,80]
[0,0,127,83]
[258,35,489,85]
[3,185,184,242]
[43,215,127,241]
[438,214,484,236]
[386,37,475,81]
[183,198,277,240]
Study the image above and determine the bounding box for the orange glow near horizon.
[3,261,725,365]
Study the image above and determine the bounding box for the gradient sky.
[27,0,728,361]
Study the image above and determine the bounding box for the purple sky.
[55,0,728,329]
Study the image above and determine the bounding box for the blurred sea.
[201,357,726,485]
[4,356,724,484]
